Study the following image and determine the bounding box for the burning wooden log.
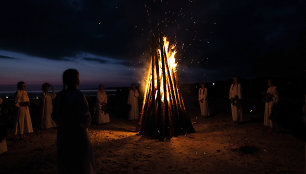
[138,35,194,141]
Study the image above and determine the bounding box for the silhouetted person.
[52,69,96,174]
[229,77,243,123]
[95,84,110,124]
[14,81,33,139]
[198,82,209,117]
[264,79,279,128]
[128,83,139,120]
[41,83,56,129]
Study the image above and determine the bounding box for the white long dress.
[95,91,110,124]
[264,86,279,128]
[15,90,33,135]
[128,89,139,120]
[198,88,209,117]
[229,83,243,122]
[41,92,56,129]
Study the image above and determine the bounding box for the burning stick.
[139,35,194,140]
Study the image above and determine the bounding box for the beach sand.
[0,114,304,174]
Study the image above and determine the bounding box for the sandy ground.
[0,113,304,174]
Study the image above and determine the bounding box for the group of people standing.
[0,82,58,156]
[11,79,141,139]
[94,83,140,124]
[198,77,279,129]
[0,68,141,174]
[1,69,294,173]
[14,82,57,140]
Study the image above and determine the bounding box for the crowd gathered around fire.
[198,77,284,129]
[0,69,305,173]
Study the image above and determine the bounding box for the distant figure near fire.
[229,77,243,123]
[95,84,110,124]
[41,83,56,129]
[264,80,279,128]
[198,82,209,117]
[14,81,33,139]
[128,83,139,120]
[52,69,96,174]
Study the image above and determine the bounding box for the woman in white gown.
[52,69,95,174]
[41,83,56,129]
[0,97,8,155]
[95,84,110,124]
[198,82,209,117]
[128,84,139,120]
[229,77,243,123]
[15,81,33,139]
[264,80,279,128]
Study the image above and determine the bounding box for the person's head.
[233,77,238,84]
[17,81,26,90]
[200,82,205,88]
[41,83,51,92]
[131,83,136,90]
[98,84,104,92]
[267,79,273,87]
[63,69,80,90]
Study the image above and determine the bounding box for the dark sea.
[0,88,118,100]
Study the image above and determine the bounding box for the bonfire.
[138,35,194,141]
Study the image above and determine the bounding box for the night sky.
[0,0,305,89]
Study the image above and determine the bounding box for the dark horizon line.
[1,75,303,92]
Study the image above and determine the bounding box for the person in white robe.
[41,83,56,129]
[15,81,33,139]
[0,97,8,155]
[198,82,209,117]
[52,69,95,174]
[264,80,279,128]
[128,84,139,120]
[229,77,243,123]
[95,84,110,124]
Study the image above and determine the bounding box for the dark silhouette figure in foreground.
[52,69,96,174]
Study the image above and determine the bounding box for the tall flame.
[142,37,185,113]
[139,36,194,140]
